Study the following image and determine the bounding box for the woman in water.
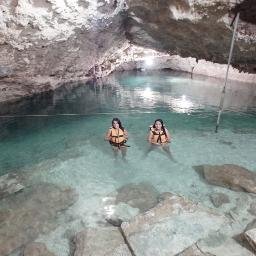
[105,118,128,160]
[146,119,175,161]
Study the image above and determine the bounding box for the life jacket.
[109,127,127,147]
[149,126,168,144]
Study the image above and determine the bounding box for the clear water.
[0,70,256,255]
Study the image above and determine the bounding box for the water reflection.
[171,95,195,113]
[0,70,255,116]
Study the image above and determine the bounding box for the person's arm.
[124,129,128,140]
[148,130,156,144]
[164,128,171,143]
[105,129,111,141]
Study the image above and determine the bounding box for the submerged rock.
[210,192,230,208]
[23,242,56,256]
[104,202,140,227]
[73,227,132,256]
[115,182,160,212]
[0,183,78,256]
[198,236,254,256]
[244,228,256,254]
[0,173,24,199]
[104,182,158,227]
[121,193,229,256]
[177,244,214,256]
[194,164,256,193]
[248,202,256,216]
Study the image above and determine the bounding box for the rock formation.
[0,0,255,102]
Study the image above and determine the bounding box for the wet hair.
[153,119,167,136]
[112,118,124,131]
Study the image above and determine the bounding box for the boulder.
[195,164,256,193]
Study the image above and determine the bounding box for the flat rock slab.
[73,227,132,256]
[198,237,254,256]
[0,183,77,256]
[121,193,228,256]
[195,164,256,193]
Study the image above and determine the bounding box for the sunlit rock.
[0,183,78,256]
[121,193,229,255]
[73,227,132,256]
[195,164,256,193]
[23,242,55,256]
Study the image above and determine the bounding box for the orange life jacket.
[150,127,168,144]
[109,128,126,146]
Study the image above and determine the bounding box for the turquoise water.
[0,71,255,175]
[0,70,255,255]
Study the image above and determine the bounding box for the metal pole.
[215,12,240,133]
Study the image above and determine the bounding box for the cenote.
[0,70,256,255]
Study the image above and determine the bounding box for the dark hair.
[112,118,124,131]
[153,119,167,136]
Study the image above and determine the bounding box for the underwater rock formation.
[23,242,56,256]
[121,193,230,255]
[210,192,230,208]
[115,182,160,212]
[0,172,24,199]
[73,227,132,256]
[196,164,256,193]
[244,228,256,254]
[0,183,78,256]
[177,244,214,256]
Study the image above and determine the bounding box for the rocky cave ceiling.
[125,0,256,73]
[0,0,255,88]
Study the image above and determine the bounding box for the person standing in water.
[105,118,128,160]
[146,119,175,161]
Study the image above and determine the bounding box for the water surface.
[0,70,255,255]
